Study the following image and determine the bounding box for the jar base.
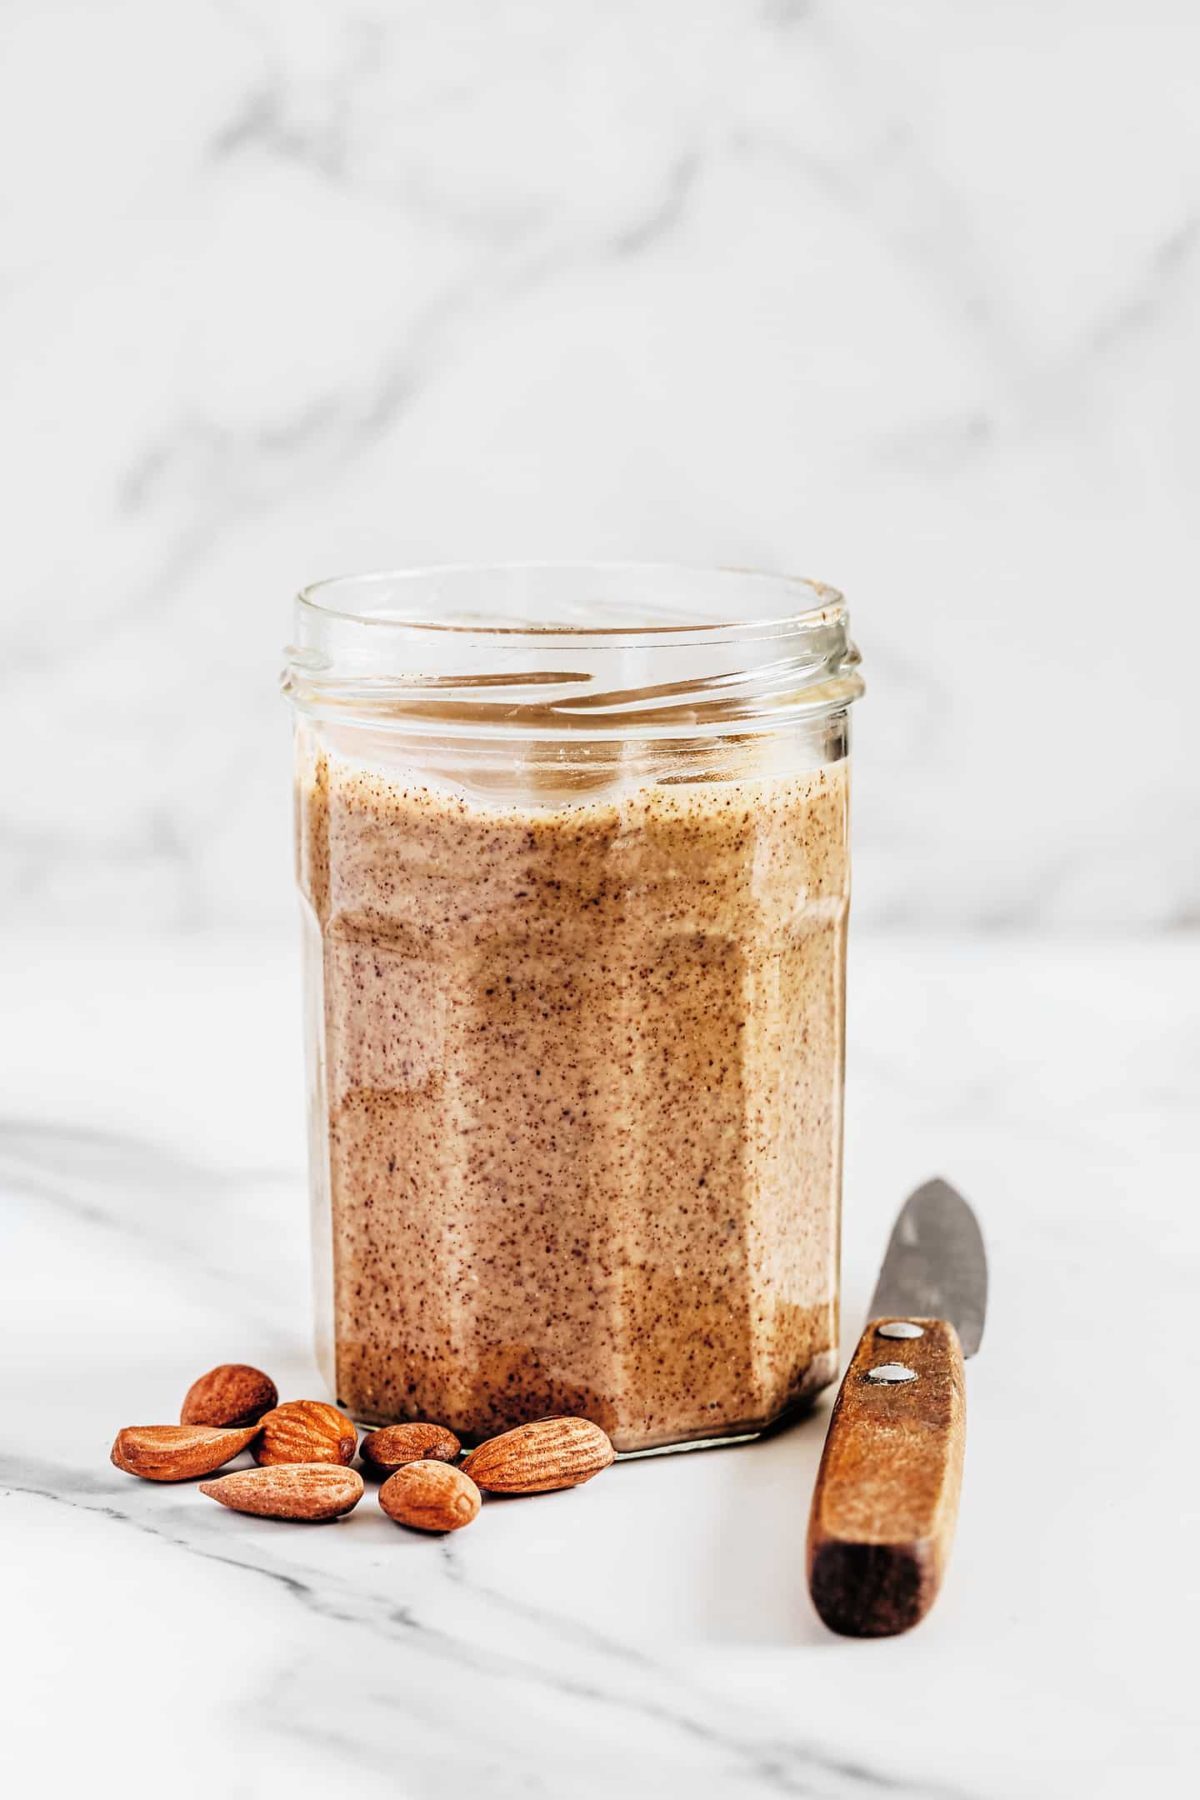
[338,1354,837,1457]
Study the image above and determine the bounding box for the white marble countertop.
[2,931,1194,1798]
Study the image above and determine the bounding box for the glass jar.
[283,564,863,1453]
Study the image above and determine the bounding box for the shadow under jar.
[283,565,864,1454]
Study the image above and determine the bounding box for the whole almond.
[461,1416,615,1495]
[181,1363,278,1428]
[379,1462,481,1533]
[111,1423,260,1482]
[254,1400,357,1467]
[200,1465,364,1521]
[361,1422,461,1471]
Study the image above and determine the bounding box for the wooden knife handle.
[806,1318,966,1637]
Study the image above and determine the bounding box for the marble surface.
[2,929,1195,1797]
[3,0,1200,932]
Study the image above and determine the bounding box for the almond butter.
[379,1462,481,1533]
[110,1423,260,1482]
[254,1400,357,1467]
[199,1465,365,1521]
[181,1363,278,1428]
[461,1416,615,1494]
[361,1422,461,1471]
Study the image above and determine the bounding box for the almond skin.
[461,1416,615,1495]
[361,1422,461,1471]
[181,1364,278,1428]
[379,1462,481,1533]
[111,1423,260,1482]
[254,1400,358,1468]
[200,1465,365,1521]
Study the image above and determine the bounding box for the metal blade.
[867,1178,988,1356]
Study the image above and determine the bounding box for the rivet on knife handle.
[806,1318,966,1638]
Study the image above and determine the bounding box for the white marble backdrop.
[3,0,1198,931]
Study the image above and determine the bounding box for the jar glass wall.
[284,565,864,1453]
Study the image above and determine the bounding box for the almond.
[200,1465,364,1521]
[379,1462,481,1533]
[254,1400,357,1467]
[361,1422,461,1471]
[461,1416,615,1494]
[181,1363,278,1428]
[111,1423,260,1482]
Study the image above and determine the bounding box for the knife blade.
[806,1177,988,1638]
[869,1177,988,1357]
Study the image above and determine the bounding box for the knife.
[806,1177,987,1638]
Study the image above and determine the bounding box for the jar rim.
[286,562,863,739]
[297,561,844,643]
